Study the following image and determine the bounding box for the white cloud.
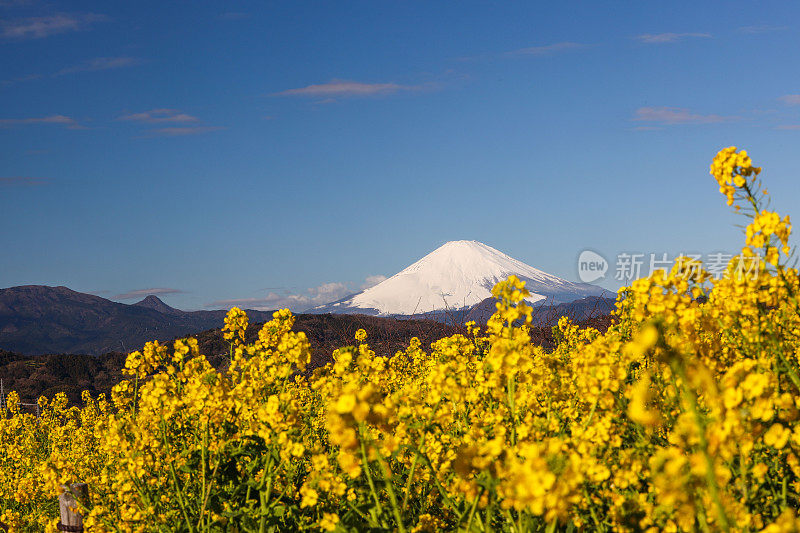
[633,106,732,125]
[635,32,711,44]
[115,288,184,300]
[739,25,787,34]
[779,94,800,105]
[274,79,419,98]
[0,176,50,186]
[150,126,224,137]
[0,114,83,129]
[507,42,583,56]
[361,275,387,289]
[120,109,224,137]
[0,13,107,40]
[119,109,200,124]
[207,275,386,312]
[57,57,141,76]
[0,73,42,87]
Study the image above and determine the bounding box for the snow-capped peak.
[313,240,606,316]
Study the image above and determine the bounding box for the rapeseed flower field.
[1,147,798,531]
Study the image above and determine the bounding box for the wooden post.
[58,483,89,532]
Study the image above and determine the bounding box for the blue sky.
[2,1,800,311]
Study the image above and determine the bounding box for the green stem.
[401,440,423,513]
[258,489,267,533]
[161,419,195,533]
[465,489,483,532]
[344,497,376,526]
[507,376,517,446]
[582,399,598,430]
[133,374,139,416]
[583,487,602,531]
[503,509,518,533]
[199,422,207,532]
[776,349,800,393]
[418,450,459,513]
[485,492,496,533]
[198,423,220,532]
[673,359,730,532]
[401,404,441,513]
[358,427,385,520]
[258,457,274,533]
[375,451,406,532]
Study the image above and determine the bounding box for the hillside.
[0,285,275,355]
[0,313,463,404]
[0,310,614,406]
[464,295,617,326]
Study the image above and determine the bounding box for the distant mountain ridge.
[0,242,615,355]
[0,285,274,355]
[464,295,617,326]
[313,240,610,316]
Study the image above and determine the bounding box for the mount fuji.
[312,240,609,317]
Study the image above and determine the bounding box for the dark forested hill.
[0,309,614,406]
[0,313,463,404]
[0,285,616,356]
[0,285,615,405]
[464,296,617,326]
[0,285,275,355]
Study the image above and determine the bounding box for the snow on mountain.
[312,240,607,316]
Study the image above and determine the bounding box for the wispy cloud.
[114,287,184,300]
[779,94,800,105]
[633,106,732,125]
[120,109,222,137]
[361,275,386,290]
[635,32,711,44]
[207,275,386,311]
[208,283,348,311]
[56,56,141,76]
[208,296,278,309]
[274,79,421,98]
[119,109,200,124]
[776,125,800,130]
[0,73,42,87]
[0,176,50,186]
[0,13,107,40]
[506,42,584,56]
[0,114,82,129]
[3,57,138,87]
[150,126,225,137]
[457,42,587,62]
[739,25,787,34]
